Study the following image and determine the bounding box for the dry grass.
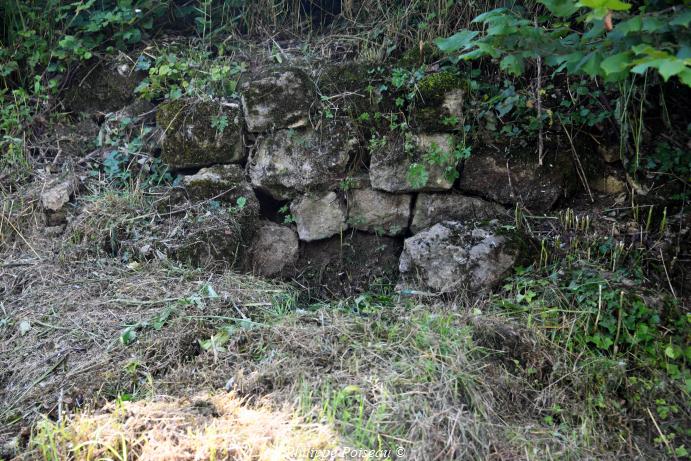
[29,392,341,461]
[0,257,295,452]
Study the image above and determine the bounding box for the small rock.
[598,145,620,164]
[241,68,315,132]
[591,175,627,195]
[250,221,299,276]
[348,188,411,236]
[157,98,243,170]
[41,178,76,212]
[248,120,357,199]
[369,133,458,192]
[291,191,347,241]
[398,221,520,293]
[411,193,507,233]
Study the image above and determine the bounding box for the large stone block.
[411,193,507,233]
[398,221,520,293]
[240,68,315,132]
[157,98,243,170]
[248,121,357,199]
[369,133,459,193]
[458,150,576,213]
[291,191,347,241]
[348,188,411,236]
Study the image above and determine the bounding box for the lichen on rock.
[413,71,467,132]
[290,191,347,241]
[180,164,257,209]
[157,98,244,170]
[458,148,576,212]
[248,119,357,199]
[398,221,520,293]
[347,188,411,236]
[411,193,508,233]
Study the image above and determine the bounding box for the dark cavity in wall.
[254,188,290,223]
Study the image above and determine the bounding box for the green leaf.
[612,16,642,35]
[472,8,508,23]
[580,52,603,77]
[600,51,631,75]
[578,0,631,11]
[665,344,681,359]
[539,0,579,17]
[678,68,691,87]
[120,326,137,345]
[500,54,524,76]
[641,17,668,33]
[435,30,479,53]
[670,9,691,27]
[658,59,687,81]
[406,163,429,189]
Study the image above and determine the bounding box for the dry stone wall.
[62,63,577,296]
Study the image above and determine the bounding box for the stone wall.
[68,64,576,296]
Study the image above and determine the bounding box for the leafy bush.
[435,1,690,85]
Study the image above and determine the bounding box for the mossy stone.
[318,61,384,118]
[412,71,468,132]
[157,98,244,170]
[240,67,315,132]
[64,61,143,114]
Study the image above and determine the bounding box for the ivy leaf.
[600,51,631,75]
[435,30,479,53]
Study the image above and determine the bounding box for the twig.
[646,407,676,459]
[0,209,41,259]
[659,248,677,299]
[558,114,594,203]
[534,16,544,166]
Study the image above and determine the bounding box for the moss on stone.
[240,67,315,132]
[157,98,243,170]
[417,71,466,105]
[64,61,142,114]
